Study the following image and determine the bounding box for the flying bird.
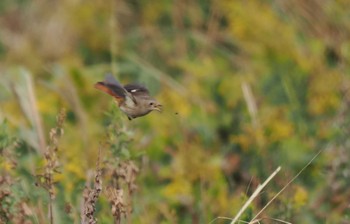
[95,74,162,120]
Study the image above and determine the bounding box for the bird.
[94,74,162,120]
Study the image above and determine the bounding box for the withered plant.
[103,111,140,224]
[35,108,66,224]
[81,146,102,224]
[107,160,139,224]
[0,122,33,223]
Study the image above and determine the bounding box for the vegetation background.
[1,0,350,223]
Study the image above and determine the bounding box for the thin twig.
[245,175,254,196]
[230,166,281,224]
[249,149,324,223]
[49,196,53,224]
[110,0,118,76]
[126,54,187,95]
[241,81,259,128]
[82,146,103,224]
[209,216,233,224]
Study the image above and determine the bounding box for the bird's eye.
[149,102,154,106]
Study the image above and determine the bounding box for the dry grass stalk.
[126,54,187,96]
[230,166,281,224]
[109,0,118,76]
[82,147,102,224]
[106,187,126,224]
[212,149,324,224]
[241,81,259,128]
[210,216,291,224]
[113,161,139,196]
[249,149,324,223]
[11,70,47,153]
[35,108,66,224]
[108,160,139,224]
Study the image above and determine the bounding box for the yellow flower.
[293,186,308,208]
[162,178,192,203]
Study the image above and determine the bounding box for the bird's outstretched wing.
[94,74,131,105]
[124,84,150,97]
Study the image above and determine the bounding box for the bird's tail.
[94,74,127,104]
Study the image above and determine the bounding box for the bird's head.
[147,100,162,112]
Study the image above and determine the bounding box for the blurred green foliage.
[1,0,350,223]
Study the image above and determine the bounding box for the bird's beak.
[153,103,162,112]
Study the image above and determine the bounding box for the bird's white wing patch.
[131,89,137,93]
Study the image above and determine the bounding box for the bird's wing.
[95,74,136,105]
[124,84,150,97]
